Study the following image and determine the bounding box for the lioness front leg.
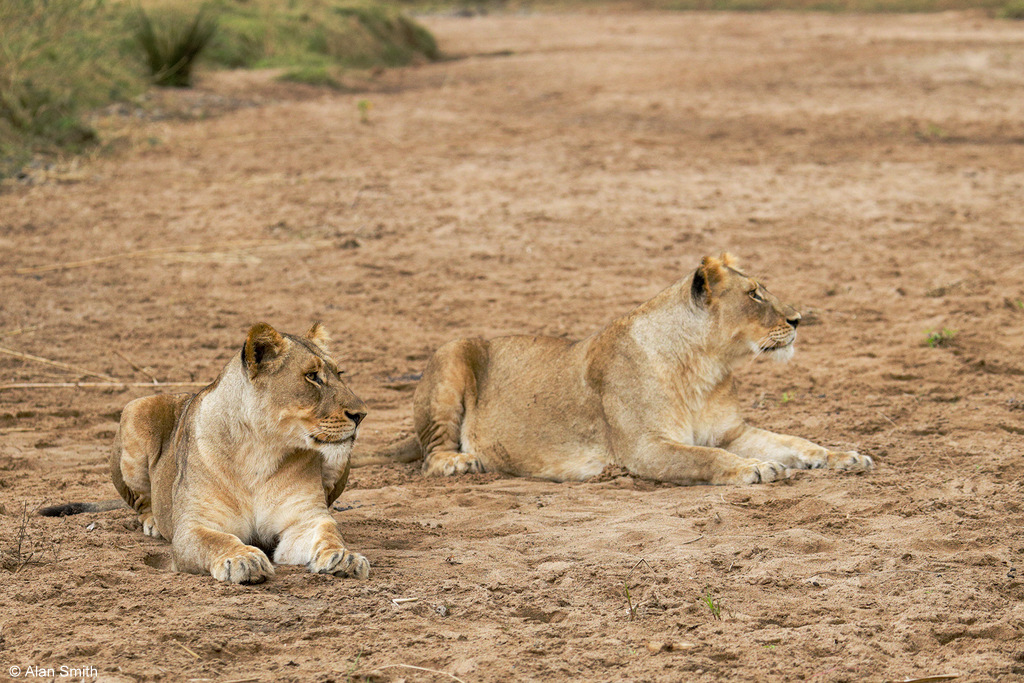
[623,439,789,486]
[173,525,275,585]
[274,516,370,580]
[723,427,873,472]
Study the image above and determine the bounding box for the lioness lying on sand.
[369,254,872,485]
[42,322,369,584]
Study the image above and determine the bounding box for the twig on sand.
[392,597,420,605]
[114,349,160,383]
[0,326,37,338]
[368,664,467,683]
[0,381,206,391]
[0,344,122,383]
[173,640,201,660]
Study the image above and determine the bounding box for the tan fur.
[395,254,873,485]
[111,322,369,584]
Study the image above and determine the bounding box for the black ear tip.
[691,267,707,304]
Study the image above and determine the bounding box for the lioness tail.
[351,435,422,467]
[38,499,126,517]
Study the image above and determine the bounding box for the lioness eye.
[305,372,323,385]
[749,290,764,302]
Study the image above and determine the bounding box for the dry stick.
[0,326,37,338]
[172,640,201,660]
[0,382,206,391]
[114,349,160,383]
[369,664,467,683]
[0,345,121,383]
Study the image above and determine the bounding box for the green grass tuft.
[924,328,958,348]
[701,587,723,620]
[135,6,218,88]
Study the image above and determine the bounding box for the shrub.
[0,0,141,175]
[135,6,218,87]
[999,0,1024,18]
[204,0,440,71]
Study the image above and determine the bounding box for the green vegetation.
[700,587,723,620]
[0,0,140,177]
[358,98,374,123]
[201,0,439,77]
[924,328,958,348]
[135,6,218,87]
[1000,0,1024,18]
[0,0,439,177]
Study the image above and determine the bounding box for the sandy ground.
[2,9,1024,682]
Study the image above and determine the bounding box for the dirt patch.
[2,9,1024,682]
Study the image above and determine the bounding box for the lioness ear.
[691,255,729,306]
[244,323,288,379]
[719,252,738,269]
[304,321,331,353]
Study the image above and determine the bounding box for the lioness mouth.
[311,434,354,445]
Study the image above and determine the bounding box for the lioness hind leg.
[413,338,487,477]
[111,394,189,540]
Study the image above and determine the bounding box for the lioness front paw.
[724,459,789,485]
[827,450,874,472]
[309,547,370,580]
[423,451,484,477]
[211,546,275,584]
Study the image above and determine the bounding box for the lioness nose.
[787,314,801,328]
[345,409,366,427]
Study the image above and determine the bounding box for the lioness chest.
[171,445,326,548]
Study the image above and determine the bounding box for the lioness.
[370,254,872,485]
[41,322,370,584]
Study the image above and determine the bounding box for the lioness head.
[690,253,802,363]
[242,322,367,453]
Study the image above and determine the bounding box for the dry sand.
[2,9,1024,682]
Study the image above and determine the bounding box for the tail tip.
[38,502,93,517]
